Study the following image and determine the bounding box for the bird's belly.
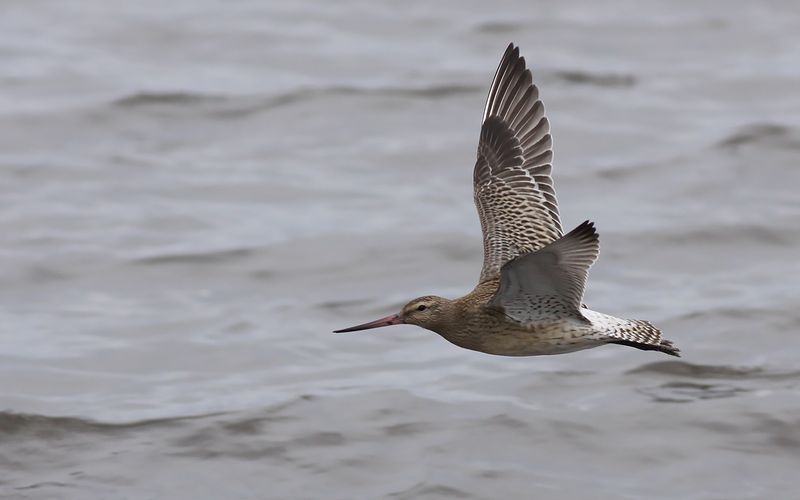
[448,320,602,357]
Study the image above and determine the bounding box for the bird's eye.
[417,305,427,312]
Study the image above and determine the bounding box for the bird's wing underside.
[474,43,563,283]
[491,221,599,324]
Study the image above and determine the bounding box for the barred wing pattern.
[491,221,599,323]
[474,44,563,283]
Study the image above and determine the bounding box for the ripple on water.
[716,123,796,149]
[553,70,637,87]
[627,361,800,403]
[389,483,476,499]
[0,411,220,438]
[627,360,800,380]
[109,84,483,121]
[133,247,254,266]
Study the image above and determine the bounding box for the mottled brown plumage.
[334,43,680,358]
[475,45,561,283]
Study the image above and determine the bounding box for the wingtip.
[569,220,598,239]
[501,43,521,64]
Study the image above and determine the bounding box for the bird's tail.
[583,310,680,357]
[606,319,680,357]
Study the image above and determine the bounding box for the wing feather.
[474,44,563,283]
[491,221,599,324]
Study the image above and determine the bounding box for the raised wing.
[491,221,599,323]
[474,43,562,283]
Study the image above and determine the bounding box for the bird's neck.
[427,282,499,339]
[424,300,460,336]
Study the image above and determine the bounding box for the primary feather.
[474,43,563,283]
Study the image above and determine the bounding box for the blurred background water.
[1,1,799,498]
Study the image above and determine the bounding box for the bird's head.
[333,295,450,333]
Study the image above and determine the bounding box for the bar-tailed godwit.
[334,44,679,357]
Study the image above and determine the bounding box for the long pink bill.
[333,313,403,333]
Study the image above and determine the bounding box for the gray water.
[2,1,800,499]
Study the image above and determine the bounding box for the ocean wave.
[627,361,800,381]
[0,411,222,437]
[112,91,229,107]
[109,83,481,117]
[717,123,800,149]
[133,247,254,266]
[389,483,475,499]
[474,21,523,33]
[637,381,749,403]
[553,70,636,87]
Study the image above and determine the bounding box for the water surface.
[1,1,800,498]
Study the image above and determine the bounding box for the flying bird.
[334,44,679,357]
